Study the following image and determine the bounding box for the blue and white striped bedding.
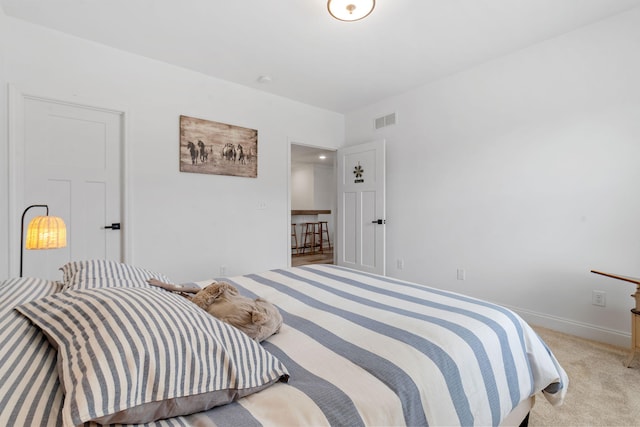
[1,264,567,426]
[16,287,289,426]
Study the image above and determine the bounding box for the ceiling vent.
[374,112,396,130]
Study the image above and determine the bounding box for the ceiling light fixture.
[327,0,375,22]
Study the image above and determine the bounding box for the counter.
[291,210,331,215]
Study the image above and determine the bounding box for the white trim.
[7,84,130,275]
[286,137,293,268]
[7,84,23,277]
[508,304,630,348]
[121,110,133,265]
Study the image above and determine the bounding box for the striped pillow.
[0,277,64,427]
[60,259,173,290]
[16,287,289,426]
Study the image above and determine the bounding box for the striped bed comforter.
[1,264,567,426]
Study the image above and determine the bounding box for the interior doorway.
[290,143,337,267]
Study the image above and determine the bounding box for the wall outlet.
[397,259,404,270]
[457,269,465,280]
[257,201,267,210]
[220,265,226,276]
[592,290,606,307]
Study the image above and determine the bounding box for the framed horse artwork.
[179,115,258,178]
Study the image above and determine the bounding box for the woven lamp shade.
[25,215,67,249]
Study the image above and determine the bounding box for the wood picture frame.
[179,115,258,178]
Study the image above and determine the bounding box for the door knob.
[104,223,121,230]
[371,219,386,224]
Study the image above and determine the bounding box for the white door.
[337,140,386,275]
[13,94,123,279]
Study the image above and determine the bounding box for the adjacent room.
[290,143,336,267]
[1,1,640,426]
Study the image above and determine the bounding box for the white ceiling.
[3,0,640,113]
[291,144,336,166]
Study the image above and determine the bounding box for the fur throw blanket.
[148,279,282,342]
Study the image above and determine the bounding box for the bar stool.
[318,221,331,252]
[301,222,319,254]
[291,223,299,256]
[313,222,322,253]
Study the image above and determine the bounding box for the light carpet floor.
[530,326,640,426]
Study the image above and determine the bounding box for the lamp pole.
[20,204,49,277]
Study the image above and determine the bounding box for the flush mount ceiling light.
[327,0,375,22]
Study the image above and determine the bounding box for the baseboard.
[507,305,631,348]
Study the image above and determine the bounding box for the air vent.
[374,112,396,130]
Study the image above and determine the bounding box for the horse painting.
[222,143,236,162]
[180,115,257,178]
[237,144,246,164]
[197,140,208,163]
[187,141,198,165]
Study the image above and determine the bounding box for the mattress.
[0,262,567,426]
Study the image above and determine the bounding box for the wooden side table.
[591,270,640,367]
[627,309,640,367]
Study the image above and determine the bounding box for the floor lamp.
[20,204,67,277]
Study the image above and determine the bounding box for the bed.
[0,261,567,426]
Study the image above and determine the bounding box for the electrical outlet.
[220,265,226,276]
[457,269,465,280]
[397,259,404,270]
[592,290,606,307]
[257,201,267,210]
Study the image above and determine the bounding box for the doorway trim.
[7,84,132,276]
[287,137,338,268]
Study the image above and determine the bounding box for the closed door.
[15,94,123,279]
[337,140,386,275]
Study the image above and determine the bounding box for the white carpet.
[530,326,640,426]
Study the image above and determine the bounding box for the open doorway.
[290,144,337,267]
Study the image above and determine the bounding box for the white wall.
[0,11,344,282]
[345,8,640,346]
[291,162,336,246]
[291,163,314,210]
[0,9,9,279]
[291,163,336,209]
[314,164,336,244]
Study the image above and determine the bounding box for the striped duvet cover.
[1,264,567,426]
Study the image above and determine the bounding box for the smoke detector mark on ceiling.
[374,112,396,130]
